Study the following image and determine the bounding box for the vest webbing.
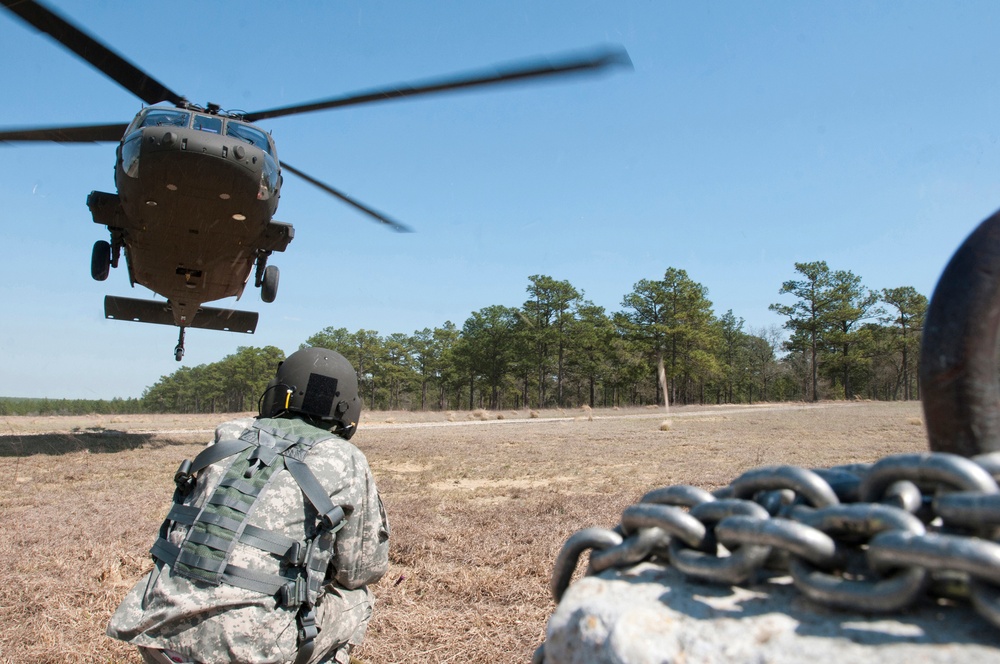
[151,420,346,604]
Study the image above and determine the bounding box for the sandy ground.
[0,401,935,663]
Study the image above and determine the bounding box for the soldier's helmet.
[259,347,361,439]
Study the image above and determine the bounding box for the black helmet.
[259,347,361,439]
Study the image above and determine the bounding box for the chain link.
[548,450,1000,629]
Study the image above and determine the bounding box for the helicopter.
[0,0,630,361]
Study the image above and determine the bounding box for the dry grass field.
[0,401,929,663]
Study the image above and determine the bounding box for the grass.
[0,401,928,663]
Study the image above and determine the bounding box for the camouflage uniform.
[108,417,390,664]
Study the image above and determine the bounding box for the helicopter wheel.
[261,265,279,303]
[91,240,111,281]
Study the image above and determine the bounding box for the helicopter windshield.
[193,114,223,134]
[138,109,190,129]
[226,122,272,155]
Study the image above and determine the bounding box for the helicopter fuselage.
[89,106,293,329]
[1,0,628,361]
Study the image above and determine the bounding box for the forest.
[0,261,927,415]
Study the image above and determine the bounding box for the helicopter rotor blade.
[0,122,127,143]
[245,45,631,122]
[280,161,412,233]
[1,0,186,107]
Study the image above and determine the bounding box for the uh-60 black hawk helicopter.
[0,1,630,361]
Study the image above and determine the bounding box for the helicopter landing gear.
[261,265,279,303]
[174,327,186,362]
[254,251,279,303]
[91,240,111,281]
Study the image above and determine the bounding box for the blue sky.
[1,1,998,400]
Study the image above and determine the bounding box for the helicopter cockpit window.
[226,123,273,155]
[193,114,224,134]
[138,109,190,129]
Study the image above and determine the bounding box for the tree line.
[134,262,927,414]
[1,264,924,415]
[142,346,285,413]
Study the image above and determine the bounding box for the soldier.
[108,348,390,664]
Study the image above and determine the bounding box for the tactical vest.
[151,418,347,664]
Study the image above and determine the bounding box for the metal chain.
[547,450,1000,628]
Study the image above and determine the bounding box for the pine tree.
[770,261,837,401]
[881,286,928,400]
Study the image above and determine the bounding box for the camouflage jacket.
[107,417,390,664]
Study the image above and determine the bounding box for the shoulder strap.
[284,457,347,530]
[189,435,256,475]
[172,427,258,497]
